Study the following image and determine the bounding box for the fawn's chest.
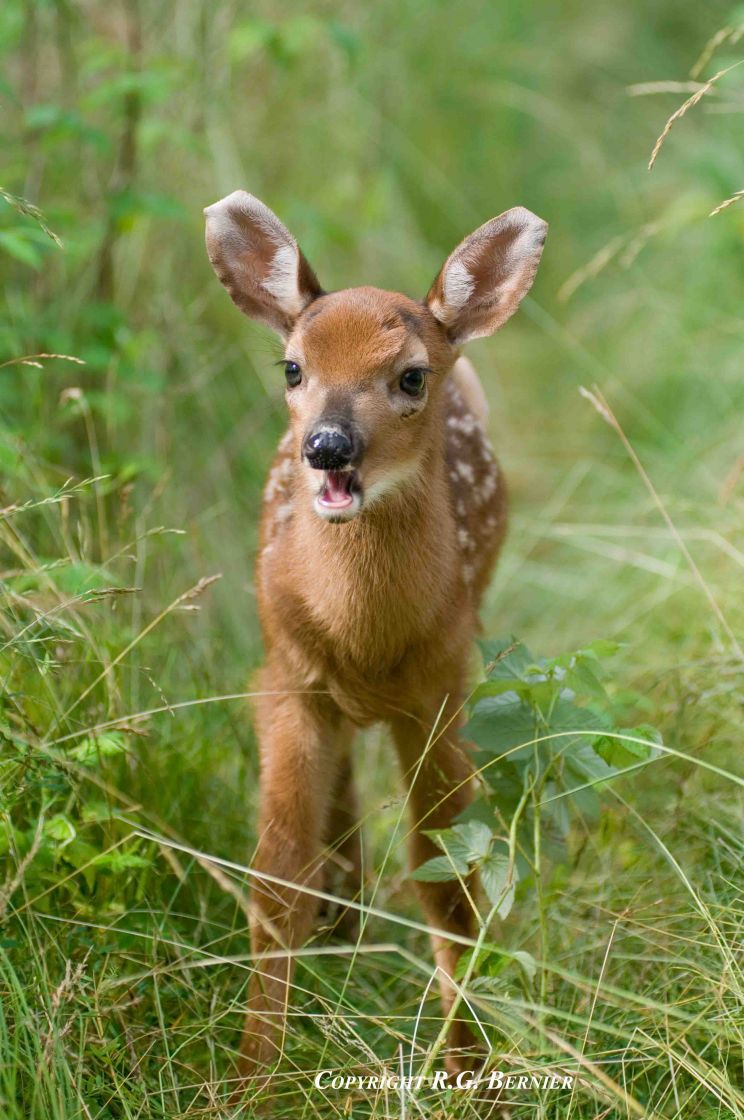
[256,398,504,680]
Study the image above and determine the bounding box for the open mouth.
[315,469,362,519]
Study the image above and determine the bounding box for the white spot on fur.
[457,527,474,552]
[477,471,498,503]
[448,413,478,436]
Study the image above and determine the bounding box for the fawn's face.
[205,192,546,523]
[281,288,454,521]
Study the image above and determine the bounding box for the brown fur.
[203,191,546,1095]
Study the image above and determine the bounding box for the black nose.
[303,424,355,470]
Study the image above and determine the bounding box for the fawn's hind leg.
[391,695,477,1074]
[321,749,363,937]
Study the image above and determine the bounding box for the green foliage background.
[0,2,742,1117]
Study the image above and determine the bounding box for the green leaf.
[541,781,572,836]
[453,821,493,861]
[69,733,127,767]
[580,639,621,660]
[510,949,537,983]
[478,637,537,683]
[93,850,151,873]
[455,943,534,983]
[565,658,609,702]
[409,853,469,883]
[546,698,611,755]
[426,821,493,864]
[464,696,538,760]
[564,738,616,780]
[45,814,76,847]
[480,852,515,918]
[594,725,661,769]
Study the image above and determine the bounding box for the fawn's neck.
[289,442,458,669]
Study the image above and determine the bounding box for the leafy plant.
[412,637,661,931]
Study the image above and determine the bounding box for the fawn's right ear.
[204,191,322,338]
[426,207,547,344]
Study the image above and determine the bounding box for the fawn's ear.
[204,191,322,338]
[426,207,547,344]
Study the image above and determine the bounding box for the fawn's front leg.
[238,679,346,1085]
[391,697,477,1073]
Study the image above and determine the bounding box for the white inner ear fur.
[262,240,306,317]
[442,258,475,315]
[429,207,547,340]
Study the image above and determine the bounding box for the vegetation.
[1,2,743,1116]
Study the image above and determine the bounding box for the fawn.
[204,191,547,1088]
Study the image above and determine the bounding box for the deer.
[203,190,547,1094]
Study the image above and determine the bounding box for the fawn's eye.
[283,361,302,388]
[399,368,428,397]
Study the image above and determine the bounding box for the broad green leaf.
[424,821,492,864]
[480,852,515,918]
[565,658,609,702]
[541,781,572,836]
[409,853,469,883]
[510,950,537,983]
[478,637,537,683]
[594,726,661,769]
[422,828,466,860]
[69,733,127,766]
[464,696,538,760]
[581,639,621,660]
[45,814,76,846]
[93,850,151,873]
[546,698,611,755]
[564,782,602,819]
[564,740,616,786]
[453,820,493,861]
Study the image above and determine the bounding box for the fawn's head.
[205,192,546,523]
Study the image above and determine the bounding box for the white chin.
[313,492,363,522]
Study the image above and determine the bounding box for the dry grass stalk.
[579,385,744,662]
[648,63,742,170]
[0,813,45,919]
[627,81,705,97]
[690,24,744,80]
[709,189,744,217]
[0,353,86,370]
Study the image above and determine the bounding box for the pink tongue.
[321,470,353,507]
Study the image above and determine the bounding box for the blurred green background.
[1,2,743,1117]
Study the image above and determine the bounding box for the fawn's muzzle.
[303,424,356,470]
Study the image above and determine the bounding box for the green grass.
[1,0,743,1116]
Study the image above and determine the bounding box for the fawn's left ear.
[426,207,547,344]
[204,191,322,338]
